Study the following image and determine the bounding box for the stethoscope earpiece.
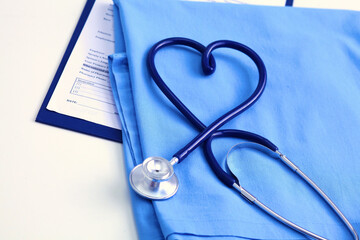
[129,157,179,200]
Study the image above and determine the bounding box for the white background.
[0,0,359,239]
[0,0,137,239]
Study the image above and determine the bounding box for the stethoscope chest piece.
[129,156,179,200]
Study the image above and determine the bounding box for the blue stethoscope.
[129,37,359,240]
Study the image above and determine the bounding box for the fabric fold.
[109,0,360,239]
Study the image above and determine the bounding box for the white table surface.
[0,0,137,239]
[0,0,359,239]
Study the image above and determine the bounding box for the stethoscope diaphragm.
[129,156,179,200]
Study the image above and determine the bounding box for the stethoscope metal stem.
[169,157,179,166]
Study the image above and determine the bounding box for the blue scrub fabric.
[108,0,360,239]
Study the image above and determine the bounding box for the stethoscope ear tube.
[226,142,359,240]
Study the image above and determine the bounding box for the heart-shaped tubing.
[147,38,270,166]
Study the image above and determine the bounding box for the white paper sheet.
[47,0,121,130]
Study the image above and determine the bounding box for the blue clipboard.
[36,0,122,143]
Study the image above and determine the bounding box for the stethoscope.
[128,37,359,240]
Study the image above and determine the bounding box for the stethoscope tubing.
[174,40,267,162]
[148,38,268,164]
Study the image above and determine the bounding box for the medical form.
[47,0,121,130]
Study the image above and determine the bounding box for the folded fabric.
[109,0,360,239]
